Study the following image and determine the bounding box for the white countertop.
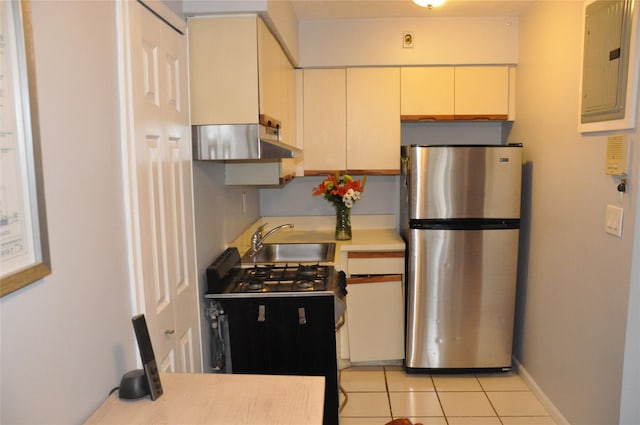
[85,372,324,425]
[266,228,404,251]
[230,215,405,267]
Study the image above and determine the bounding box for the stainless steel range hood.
[192,122,302,161]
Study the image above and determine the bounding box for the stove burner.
[293,279,315,289]
[247,265,272,280]
[296,264,319,279]
[244,278,265,291]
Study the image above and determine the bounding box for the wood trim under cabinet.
[347,169,399,176]
[401,114,509,122]
[347,274,403,285]
[453,114,509,121]
[401,114,455,122]
[304,169,400,176]
[348,251,405,259]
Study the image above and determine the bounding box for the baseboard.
[513,357,571,425]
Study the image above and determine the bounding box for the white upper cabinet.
[188,16,292,127]
[258,18,283,123]
[188,16,259,125]
[401,67,455,119]
[278,35,297,148]
[302,67,400,175]
[346,68,401,173]
[401,65,515,121]
[302,69,347,172]
[455,66,510,119]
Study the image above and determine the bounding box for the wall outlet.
[605,204,624,237]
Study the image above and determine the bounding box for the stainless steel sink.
[242,242,336,264]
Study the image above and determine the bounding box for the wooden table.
[85,372,325,424]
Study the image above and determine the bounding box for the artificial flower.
[312,173,366,208]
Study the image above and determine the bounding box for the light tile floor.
[339,366,556,425]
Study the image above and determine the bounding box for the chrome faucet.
[250,223,294,254]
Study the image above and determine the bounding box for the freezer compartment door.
[403,145,522,219]
[405,228,519,369]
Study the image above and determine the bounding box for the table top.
[85,372,325,425]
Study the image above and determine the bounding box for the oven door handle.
[258,304,266,322]
[298,307,307,325]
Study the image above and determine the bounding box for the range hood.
[192,119,302,161]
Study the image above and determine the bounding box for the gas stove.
[203,247,344,425]
[233,263,333,293]
[205,247,347,299]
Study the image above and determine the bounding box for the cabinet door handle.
[258,305,266,322]
[298,307,307,325]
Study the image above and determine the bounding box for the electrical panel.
[581,0,633,123]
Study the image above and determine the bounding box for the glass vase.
[334,204,352,241]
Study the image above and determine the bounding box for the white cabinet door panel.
[346,67,400,172]
[401,67,455,118]
[455,66,510,117]
[347,277,405,362]
[303,69,347,172]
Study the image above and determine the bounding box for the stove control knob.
[337,271,348,296]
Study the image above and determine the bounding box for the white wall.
[0,2,136,423]
[509,2,640,424]
[299,16,519,67]
[191,161,260,372]
[620,171,640,423]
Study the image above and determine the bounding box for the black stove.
[203,247,344,425]
[205,247,346,299]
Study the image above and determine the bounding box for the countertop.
[231,215,405,268]
[265,228,404,251]
[84,372,324,425]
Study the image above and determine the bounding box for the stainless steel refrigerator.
[400,144,522,372]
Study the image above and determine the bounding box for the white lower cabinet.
[345,251,405,363]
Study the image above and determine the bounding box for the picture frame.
[0,0,50,297]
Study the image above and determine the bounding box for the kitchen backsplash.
[259,175,400,218]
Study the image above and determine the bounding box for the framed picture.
[0,0,50,297]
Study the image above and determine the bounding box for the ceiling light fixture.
[412,0,446,9]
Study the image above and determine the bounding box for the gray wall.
[0,2,135,423]
[260,176,399,218]
[509,2,640,424]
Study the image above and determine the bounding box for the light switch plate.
[605,204,624,237]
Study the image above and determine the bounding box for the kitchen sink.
[242,242,336,264]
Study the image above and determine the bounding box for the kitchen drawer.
[347,251,404,275]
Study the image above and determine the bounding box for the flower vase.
[334,204,352,240]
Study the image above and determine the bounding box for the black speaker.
[119,314,163,400]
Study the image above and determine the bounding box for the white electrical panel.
[581,0,633,124]
[605,134,630,175]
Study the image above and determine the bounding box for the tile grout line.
[476,374,505,424]
[383,366,394,420]
[432,374,452,425]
